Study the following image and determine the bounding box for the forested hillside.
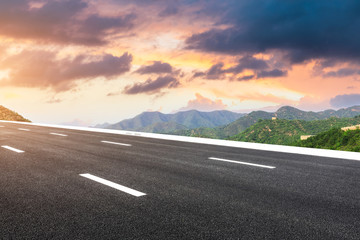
[296,128,360,152]
[229,117,360,145]
[0,105,30,122]
[170,106,360,139]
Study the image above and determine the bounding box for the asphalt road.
[1,121,360,239]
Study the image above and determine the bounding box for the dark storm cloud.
[123,75,180,94]
[0,50,133,92]
[186,0,360,63]
[0,0,136,45]
[324,68,360,78]
[136,61,174,75]
[330,94,360,108]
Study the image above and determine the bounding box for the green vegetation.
[229,117,360,145]
[169,106,360,139]
[138,122,188,134]
[0,105,30,122]
[171,110,274,138]
[296,128,360,152]
[171,127,223,138]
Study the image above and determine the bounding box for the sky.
[1,0,360,126]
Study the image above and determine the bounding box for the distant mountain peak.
[276,106,304,112]
[277,105,297,110]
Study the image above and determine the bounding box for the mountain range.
[103,110,244,132]
[170,105,360,138]
[95,105,360,139]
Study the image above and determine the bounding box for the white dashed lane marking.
[50,133,68,137]
[1,145,25,153]
[101,141,132,147]
[80,173,146,197]
[209,157,276,169]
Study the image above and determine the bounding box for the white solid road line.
[50,132,68,137]
[209,157,276,169]
[101,140,132,147]
[18,128,30,131]
[1,145,25,153]
[80,173,146,197]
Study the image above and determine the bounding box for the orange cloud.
[0,50,132,92]
[178,93,227,112]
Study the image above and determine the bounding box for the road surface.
[0,121,359,239]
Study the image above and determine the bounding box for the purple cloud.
[136,61,174,75]
[237,75,254,81]
[330,94,360,108]
[123,75,180,94]
[257,69,287,78]
[324,68,360,78]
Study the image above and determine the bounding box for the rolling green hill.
[296,128,360,152]
[229,117,360,145]
[0,105,30,122]
[171,110,274,138]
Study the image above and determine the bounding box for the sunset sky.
[1,0,360,126]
